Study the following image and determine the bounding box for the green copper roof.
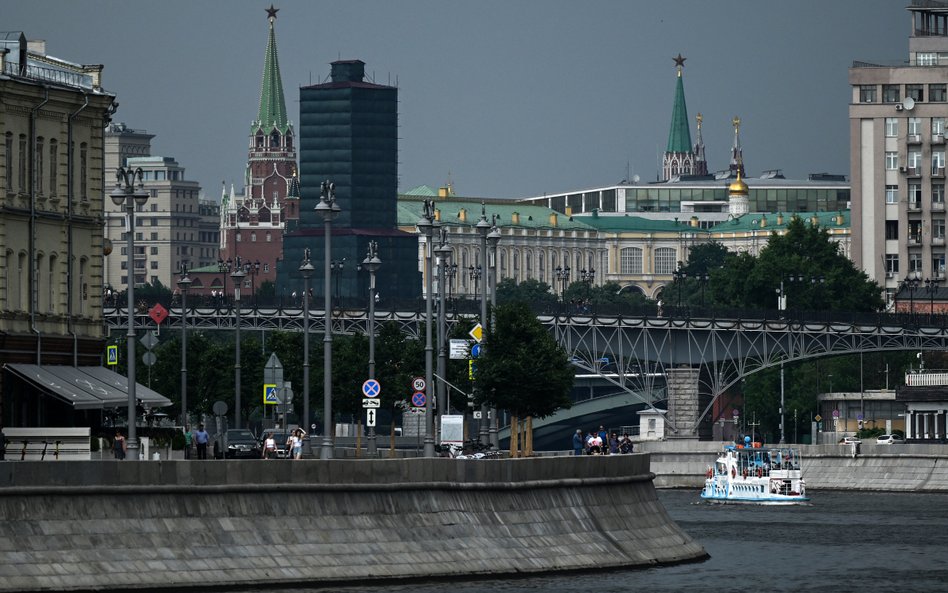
[253,18,289,134]
[711,211,850,232]
[403,185,439,196]
[666,74,692,153]
[573,213,708,234]
[397,196,595,231]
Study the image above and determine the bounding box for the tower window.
[859,85,877,103]
[882,85,900,103]
[930,84,946,102]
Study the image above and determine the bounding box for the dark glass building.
[279,60,421,301]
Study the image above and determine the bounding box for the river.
[257,489,948,593]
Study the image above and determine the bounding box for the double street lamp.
[299,249,315,448]
[110,166,149,460]
[468,265,482,299]
[416,198,439,457]
[315,180,341,459]
[362,241,382,456]
[487,218,501,447]
[476,205,491,446]
[231,258,246,429]
[177,264,192,429]
[434,231,452,433]
[673,263,687,309]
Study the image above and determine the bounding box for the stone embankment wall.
[0,455,707,592]
[638,441,948,491]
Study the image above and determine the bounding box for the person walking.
[113,430,127,460]
[262,433,278,459]
[194,423,210,460]
[291,428,306,459]
[572,429,584,455]
[183,425,193,460]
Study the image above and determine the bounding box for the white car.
[840,436,861,445]
[876,434,905,445]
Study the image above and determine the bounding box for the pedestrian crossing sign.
[107,345,118,366]
[263,383,278,405]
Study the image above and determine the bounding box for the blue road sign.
[471,343,481,358]
[411,391,426,407]
[264,384,279,405]
[362,379,381,398]
[106,345,118,366]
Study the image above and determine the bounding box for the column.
[665,366,701,439]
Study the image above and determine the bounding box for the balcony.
[908,234,922,246]
[933,167,946,178]
[904,167,922,177]
[908,134,922,144]
[934,134,946,145]
[933,236,946,246]
[908,200,923,212]
[934,201,946,212]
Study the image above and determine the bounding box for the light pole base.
[320,438,334,460]
[126,440,140,461]
[423,437,436,458]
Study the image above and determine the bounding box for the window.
[934,184,945,204]
[886,185,899,204]
[931,84,947,102]
[910,253,923,274]
[266,232,272,242]
[48,139,57,196]
[150,261,158,269]
[909,150,923,170]
[934,118,946,137]
[934,252,946,277]
[79,143,87,199]
[918,52,938,66]
[251,232,256,242]
[908,117,922,136]
[907,84,924,102]
[885,118,898,137]
[885,220,899,240]
[35,137,43,194]
[933,150,946,175]
[620,247,643,274]
[910,183,922,203]
[885,254,899,275]
[886,152,899,170]
[882,84,900,103]
[263,263,270,273]
[17,134,26,191]
[654,247,676,275]
[150,246,159,255]
[859,85,877,103]
[935,219,946,239]
[4,133,11,191]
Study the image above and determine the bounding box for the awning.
[3,364,172,410]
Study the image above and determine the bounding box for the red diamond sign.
[149,303,169,325]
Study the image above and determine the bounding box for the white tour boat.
[700,437,809,504]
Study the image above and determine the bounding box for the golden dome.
[728,173,748,196]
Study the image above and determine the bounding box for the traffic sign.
[411,391,426,407]
[832,409,840,418]
[263,383,279,405]
[469,323,483,343]
[142,351,156,367]
[732,409,739,417]
[449,339,473,359]
[468,359,476,380]
[366,408,377,427]
[412,377,426,392]
[106,345,118,366]
[362,398,381,408]
[140,331,159,350]
[473,411,482,419]
[471,343,481,358]
[148,303,169,325]
[814,414,822,422]
[362,379,381,398]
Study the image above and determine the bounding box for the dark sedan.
[213,429,261,459]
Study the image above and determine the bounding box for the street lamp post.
[434,231,452,431]
[487,219,502,448]
[177,265,192,429]
[110,166,149,460]
[926,276,941,320]
[315,180,341,459]
[673,263,687,310]
[217,259,230,307]
[299,249,314,452]
[903,273,920,317]
[331,258,346,300]
[447,263,458,314]
[697,272,710,308]
[476,205,491,446]
[417,198,439,457]
[580,268,596,310]
[468,265,481,301]
[243,260,260,305]
[555,265,571,312]
[363,241,382,456]
[231,259,246,429]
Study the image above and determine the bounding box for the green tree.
[477,302,574,455]
[496,278,557,308]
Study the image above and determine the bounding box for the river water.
[259,489,948,593]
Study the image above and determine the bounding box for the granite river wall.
[0,455,707,592]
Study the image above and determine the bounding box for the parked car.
[213,429,261,459]
[876,434,905,445]
[840,436,861,445]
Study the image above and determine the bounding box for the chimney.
[438,186,449,198]
[690,216,699,228]
[759,215,767,228]
[458,208,466,222]
[511,212,520,225]
[776,212,784,225]
[836,213,844,225]
[565,206,573,217]
[434,208,441,222]
[549,212,558,227]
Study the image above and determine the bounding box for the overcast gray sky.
[9,1,906,199]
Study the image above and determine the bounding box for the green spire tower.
[662,54,697,180]
[254,4,289,134]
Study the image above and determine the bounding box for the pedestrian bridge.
[104,306,948,438]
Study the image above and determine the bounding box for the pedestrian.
[597,425,608,447]
[194,423,210,459]
[183,425,192,460]
[262,432,278,459]
[291,428,306,459]
[113,430,127,460]
[609,432,619,455]
[572,429,584,455]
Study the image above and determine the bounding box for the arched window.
[461,249,469,290]
[538,249,546,283]
[512,250,520,282]
[251,232,257,243]
[620,247,643,274]
[4,133,13,191]
[654,247,676,275]
[525,250,533,280]
[79,142,87,200]
[35,137,44,194]
[18,134,27,191]
[285,134,293,149]
[256,134,264,147]
[500,249,508,279]
[48,138,57,196]
[270,131,280,148]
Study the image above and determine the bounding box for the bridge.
[105,305,948,438]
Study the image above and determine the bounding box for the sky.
[8,1,908,200]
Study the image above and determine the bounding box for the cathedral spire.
[693,112,708,176]
[729,116,745,177]
[254,5,288,134]
[663,54,695,180]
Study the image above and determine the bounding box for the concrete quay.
[0,455,707,592]
[638,440,948,491]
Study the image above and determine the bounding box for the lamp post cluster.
[330,258,346,300]
[315,180,341,459]
[362,241,382,456]
[468,264,482,298]
[673,263,687,308]
[110,166,149,460]
[242,259,260,305]
[579,267,596,305]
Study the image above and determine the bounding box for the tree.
[477,302,574,455]
[496,278,557,308]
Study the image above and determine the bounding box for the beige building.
[0,34,115,423]
[851,0,948,304]
[103,126,218,290]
